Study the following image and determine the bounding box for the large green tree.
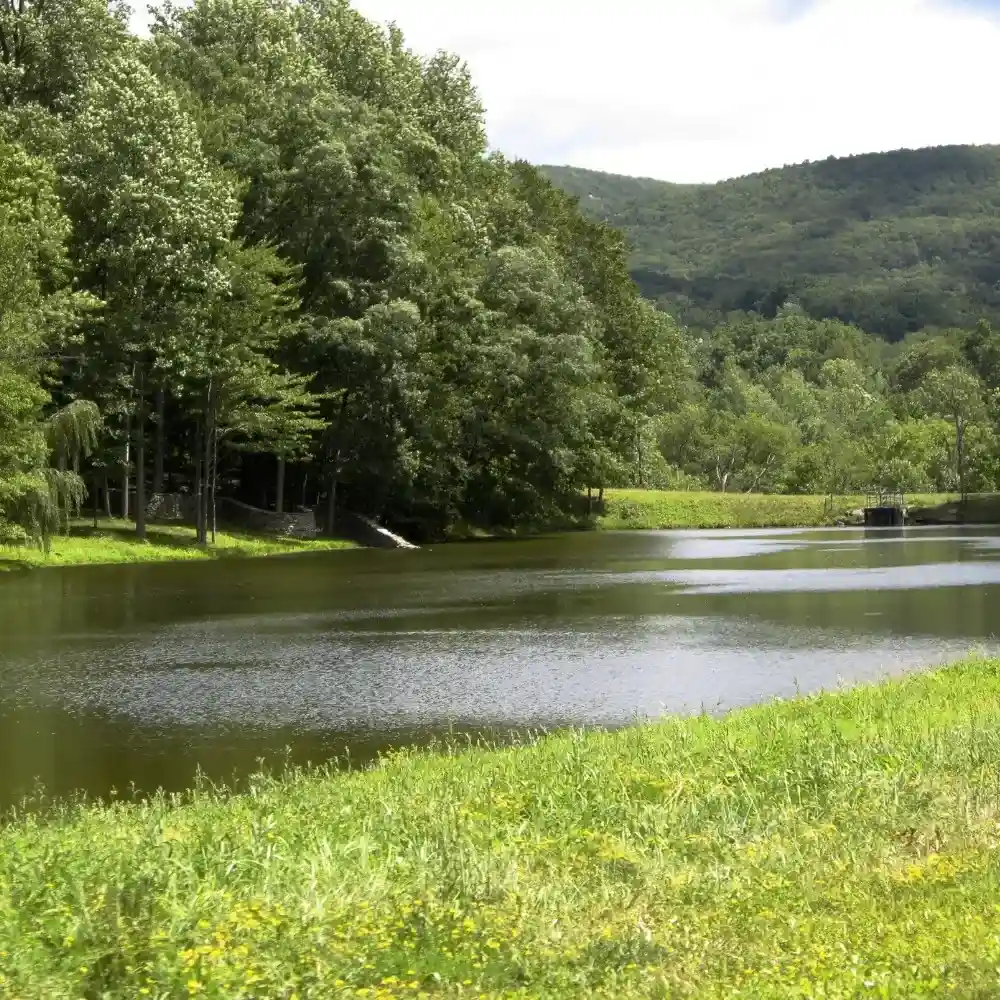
[142,0,670,535]
[60,51,238,537]
[0,0,127,112]
[916,366,990,499]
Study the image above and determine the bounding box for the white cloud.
[348,0,1000,182]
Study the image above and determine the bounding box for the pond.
[2,525,1000,810]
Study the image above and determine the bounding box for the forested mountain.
[543,146,1000,340]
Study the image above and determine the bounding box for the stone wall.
[332,510,418,549]
[218,498,318,539]
[145,493,318,540]
[146,493,199,523]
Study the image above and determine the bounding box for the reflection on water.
[1,525,999,808]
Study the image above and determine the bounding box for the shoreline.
[0,492,974,570]
[593,489,962,531]
[0,519,356,570]
[3,656,1000,996]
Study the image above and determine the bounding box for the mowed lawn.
[3,659,1000,997]
[0,519,355,569]
[596,489,958,530]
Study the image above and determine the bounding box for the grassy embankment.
[596,490,958,530]
[0,519,355,570]
[4,657,1000,997]
[0,492,982,569]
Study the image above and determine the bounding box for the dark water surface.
[2,526,1000,809]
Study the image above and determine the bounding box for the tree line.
[0,0,685,544]
[3,0,999,550]
[649,308,1000,500]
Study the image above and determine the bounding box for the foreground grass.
[4,659,1000,997]
[597,489,957,530]
[0,519,355,569]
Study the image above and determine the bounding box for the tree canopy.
[0,137,98,542]
[0,0,686,544]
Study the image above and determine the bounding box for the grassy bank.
[0,519,355,569]
[596,489,957,530]
[4,659,1000,997]
[22,495,970,565]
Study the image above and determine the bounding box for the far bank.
[1,491,976,570]
[592,489,960,531]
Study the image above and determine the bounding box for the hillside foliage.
[544,146,1000,340]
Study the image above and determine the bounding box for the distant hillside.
[542,145,1000,339]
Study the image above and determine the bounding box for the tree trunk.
[634,424,645,489]
[121,413,130,521]
[211,421,218,545]
[103,472,112,519]
[326,473,338,536]
[956,418,966,505]
[587,486,593,515]
[152,388,166,495]
[194,420,204,544]
[322,395,349,535]
[275,456,286,514]
[92,471,100,529]
[135,393,147,541]
[744,454,776,495]
[199,380,214,545]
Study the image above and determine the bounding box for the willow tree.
[0,137,100,545]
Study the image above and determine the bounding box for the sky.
[340,0,1000,183]
[127,0,1000,183]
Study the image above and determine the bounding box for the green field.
[0,520,355,570]
[596,490,958,531]
[4,658,1000,997]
